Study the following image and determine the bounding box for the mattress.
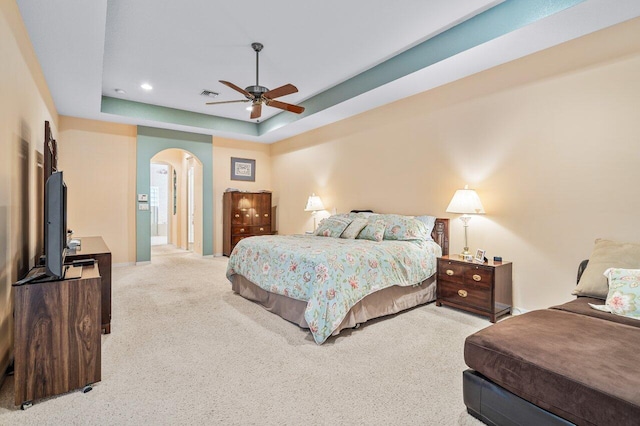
[226,234,441,343]
[464,298,640,425]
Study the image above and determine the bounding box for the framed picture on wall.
[231,157,256,181]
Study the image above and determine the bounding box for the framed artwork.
[231,157,256,182]
[474,249,486,263]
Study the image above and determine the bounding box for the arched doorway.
[150,149,204,256]
[136,127,213,263]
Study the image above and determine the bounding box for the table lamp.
[446,185,485,257]
[304,193,325,231]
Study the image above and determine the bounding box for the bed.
[226,213,449,344]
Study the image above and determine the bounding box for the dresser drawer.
[231,235,250,248]
[253,225,271,235]
[231,210,252,225]
[232,225,271,236]
[232,226,251,235]
[438,280,491,311]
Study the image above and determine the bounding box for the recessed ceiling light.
[140,83,153,91]
[114,88,126,94]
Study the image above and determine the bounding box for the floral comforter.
[226,235,441,344]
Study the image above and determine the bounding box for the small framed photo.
[231,157,256,182]
[463,254,474,262]
[474,249,486,263]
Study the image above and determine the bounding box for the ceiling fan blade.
[206,99,250,105]
[265,99,305,114]
[250,103,262,120]
[219,80,254,100]
[263,83,298,99]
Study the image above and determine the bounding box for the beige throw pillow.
[340,218,368,239]
[573,239,640,299]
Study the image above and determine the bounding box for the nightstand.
[436,255,512,322]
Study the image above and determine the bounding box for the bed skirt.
[231,274,437,337]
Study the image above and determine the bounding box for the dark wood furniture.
[13,265,101,408]
[436,255,512,322]
[223,191,273,256]
[66,236,112,334]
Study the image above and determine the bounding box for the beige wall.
[0,0,59,383]
[271,18,640,312]
[212,138,272,255]
[58,117,137,264]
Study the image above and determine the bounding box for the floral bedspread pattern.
[226,235,441,344]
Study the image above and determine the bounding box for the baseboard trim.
[135,261,151,266]
[512,306,530,315]
[114,262,135,268]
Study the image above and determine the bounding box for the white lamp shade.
[304,193,325,212]
[446,185,485,214]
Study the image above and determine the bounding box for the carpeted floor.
[0,245,488,425]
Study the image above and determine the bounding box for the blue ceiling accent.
[102,0,586,139]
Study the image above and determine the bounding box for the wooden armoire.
[223,191,273,256]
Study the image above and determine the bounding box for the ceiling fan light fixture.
[207,42,304,120]
[140,83,153,91]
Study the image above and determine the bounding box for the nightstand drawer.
[438,281,490,311]
[463,267,493,288]
[438,262,492,288]
[437,262,467,284]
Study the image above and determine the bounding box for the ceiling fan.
[207,42,305,120]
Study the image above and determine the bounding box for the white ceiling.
[16,0,640,143]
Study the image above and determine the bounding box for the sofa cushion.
[550,297,640,328]
[464,306,640,425]
[573,239,640,299]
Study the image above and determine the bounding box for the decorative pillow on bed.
[379,214,431,241]
[314,216,352,237]
[356,219,386,242]
[573,239,640,299]
[588,268,640,320]
[415,215,436,239]
[340,218,368,239]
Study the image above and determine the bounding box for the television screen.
[44,171,67,279]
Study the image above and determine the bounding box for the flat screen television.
[44,171,67,279]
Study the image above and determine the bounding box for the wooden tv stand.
[66,236,112,333]
[13,265,101,408]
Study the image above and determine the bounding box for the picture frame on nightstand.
[474,249,486,263]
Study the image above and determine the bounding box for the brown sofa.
[463,260,640,425]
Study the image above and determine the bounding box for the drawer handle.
[240,228,245,232]
[255,214,259,217]
[458,289,468,298]
[234,214,240,218]
[446,269,454,276]
[246,214,250,217]
[472,274,482,282]
[264,213,269,217]
[259,227,264,231]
